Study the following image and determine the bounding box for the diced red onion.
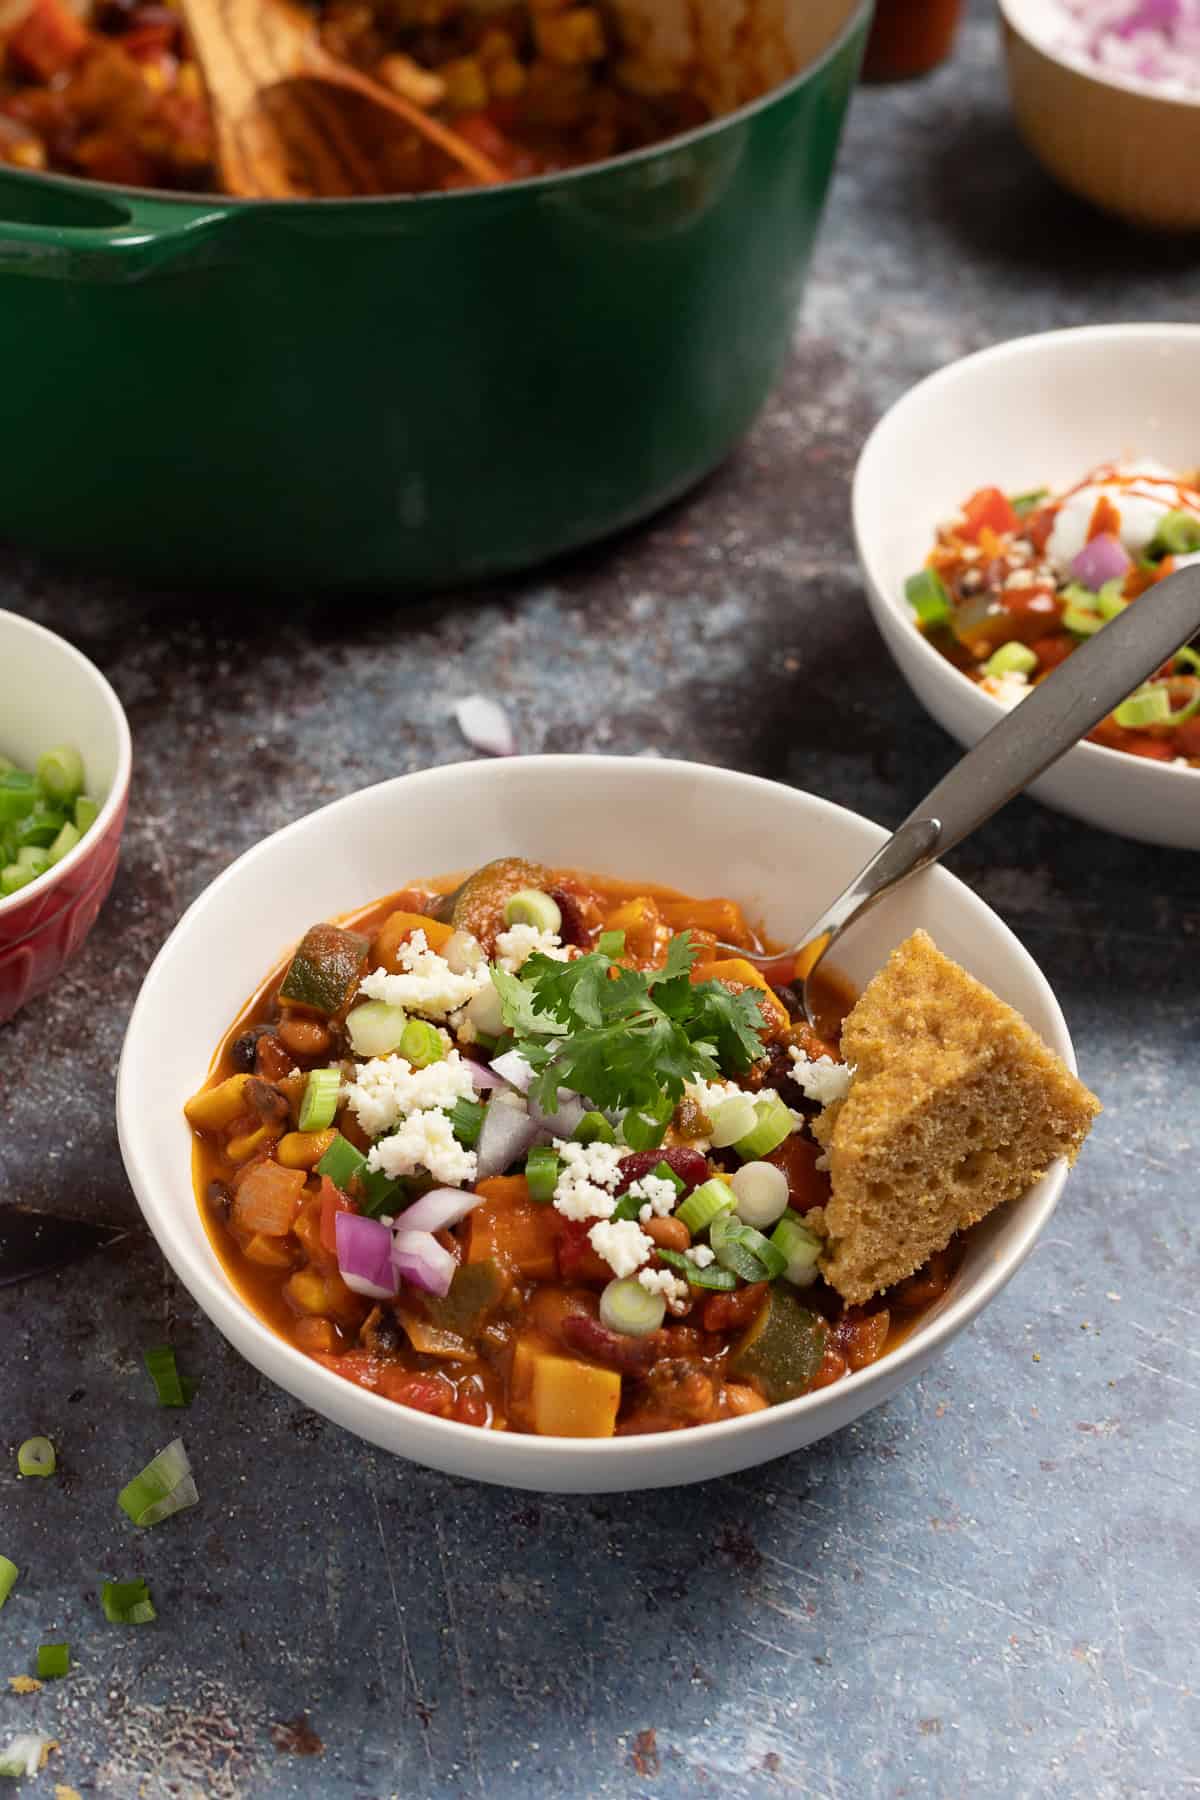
[475,1091,538,1179]
[490,1049,535,1092]
[391,1228,457,1298]
[335,1210,399,1300]
[469,1061,512,1092]
[1070,532,1131,590]
[454,694,515,758]
[531,1090,588,1143]
[397,1186,484,1234]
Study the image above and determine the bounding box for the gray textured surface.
[2,5,1198,1795]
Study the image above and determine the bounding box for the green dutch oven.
[0,1,869,590]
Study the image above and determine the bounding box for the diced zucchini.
[420,1260,506,1338]
[433,858,552,949]
[729,1286,827,1403]
[279,923,369,1016]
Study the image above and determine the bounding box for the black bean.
[230,1031,262,1073]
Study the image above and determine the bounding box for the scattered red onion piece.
[454,695,515,758]
[489,1049,535,1092]
[397,1186,484,1235]
[334,1211,399,1300]
[391,1228,457,1297]
[1069,531,1131,590]
[468,1061,512,1092]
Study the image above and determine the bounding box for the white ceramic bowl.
[853,323,1200,852]
[118,755,1080,1492]
[1000,0,1200,232]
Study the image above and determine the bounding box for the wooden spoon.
[177,0,503,198]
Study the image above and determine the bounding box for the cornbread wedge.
[810,930,1100,1306]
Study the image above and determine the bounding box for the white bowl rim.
[0,608,133,924]
[117,754,1076,1472]
[1000,0,1200,111]
[853,320,1200,789]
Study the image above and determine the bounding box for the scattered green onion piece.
[1062,581,1099,611]
[316,1134,367,1191]
[15,847,49,874]
[0,1734,51,1778]
[770,1210,823,1286]
[1113,686,1171,729]
[357,1168,403,1220]
[448,1097,485,1148]
[74,794,100,832]
[0,864,38,896]
[651,1160,686,1196]
[47,821,80,866]
[298,1066,341,1133]
[620,1095,673,1152]
[35,745,85,804]
[983,640,1038,679]
[345,1000,408,1059]
[733,1094,796,1161]
[609,1189,645,1223]
[101,1578,156,1625]
[676,1179,736,1237]
[0,772,37,824]
[118,1438,197,1528]
[572,1110,616,1146]
[596,929,626,958]
[1150,508,1200,557]
[1096,578,1128,620]
[656,1249,737,1291]
[710,1215,786,1282]
[35,1644,69,1680]
[1173,645,1200,676]
[1167,684,1200,726]
[905,567,952,628]
[1063,604,1105,638]
[525,1145,560,1205]
[1009,487,1048,516]
[144,1346,191,1409]
[0,1558,17,1610]
[707,1092,759,1149]
[15,809,64,849]
[599,1276,666,1338]
[398,1018,446,1070]
[503,888,562,934]
[17,1437,55,1478]
[731,1160,791,1229]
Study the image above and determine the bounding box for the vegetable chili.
[186,860,961,1438]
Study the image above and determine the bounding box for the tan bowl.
[1000,0,1200,232]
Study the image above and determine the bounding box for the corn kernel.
[176,62,203,102]
[277,1129,337,1170]
[489,56,527,99]
[437,55,488,113]
[535,7,606,65]
[226,1122,282,1164]
[184,1073,251,1132]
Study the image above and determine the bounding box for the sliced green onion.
[398,1018,445,1069]
[0,772,36,824]
[1063,603,1105,637]
[0,1558,17,1610]
[35,1644,69,1680]
[525,1145,560,1205]
[734,1094,795,1161]
[905,567,952,628]
[711,1215,786,1282]
[298,1066,341,1133]
[572,1110,615,1146]
[1062,581,1099,611]
[316,1134,367,1191]
[676,1179,735,1237]
[503,888,562,934]
[15,847,49,874]
[17,1437,55,1478]
[118,1438,198,1528]
[656,1248,737,1291]
[1010,487,1048,516]
[100,1578,156,1625]
[770,1210,823,1286]
[144,1346,192,1408]
[357,1168,402,1220]
[731,1160,790,1229]
[0,1735,52,1778]
[651,1160,686,1195]
[620,1094,673,1152]
[1173,645,1200,676]
[1096,578,1129,620]
[599,1276,666,1338]
[448,1097,484,1148]
[1150,508,1200,556]
[597,929,626,958]
[707,1092,759,1149]
[36,745,85,804]
[0,863,38,896]
[1113,686,1171,729]
[47,820,80,866]
[345,1000,408,1059]
[15,809,64,849]
[983,641,1038,679]
[74,794,100,832]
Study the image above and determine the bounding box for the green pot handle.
[0,170,231,279]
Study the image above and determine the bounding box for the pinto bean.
[644,1216,690,1253]
[278,1015,333,1058]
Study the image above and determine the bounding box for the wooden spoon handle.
[301,45,504,188]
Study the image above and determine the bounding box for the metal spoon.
[722,562,1200,1024]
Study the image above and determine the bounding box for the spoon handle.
[796,562,1200,969]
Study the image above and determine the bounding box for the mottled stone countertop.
[1,4,1197,1796]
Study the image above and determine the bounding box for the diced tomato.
[6,0,89,80]
[1023,505,1056,554]
[1088,718,1176,760]
[1173,717,1200,759]
[961,487,1020,543]
[319,1175,354,1254]
[701,1281,768,1334]
[765,1134,830,1214]
[376,1368,455,1414]
[310,1349,381,1392]
[1030,633,1075,672]
[557,1218,612,1285]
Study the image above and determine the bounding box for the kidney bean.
[617,1146,709,1194]
[562,1314,657,1374]
[551,887,590,948]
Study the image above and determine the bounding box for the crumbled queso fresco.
[550,1138,627,1222]
[358,930,490,1020]
[494,922,570,973]
[587,1217,654,1279]
[366,1108,477,1188]
[343,1048,477,1137]
[788,1045,854,1105]
[628,1174,678,1221]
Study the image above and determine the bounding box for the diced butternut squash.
[603,895,669,964]
[468,1177,560,1281]
[185,1072,252,1132]
[659,896,751,944]
[371,908,454,971]
[242,1232,296,1269]
[690,957,791,1034]
[277,1128,337,1170]
[525,1343,621,1437]
[226,1122,284,1164]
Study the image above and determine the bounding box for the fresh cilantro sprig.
[489,930,767,1127]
